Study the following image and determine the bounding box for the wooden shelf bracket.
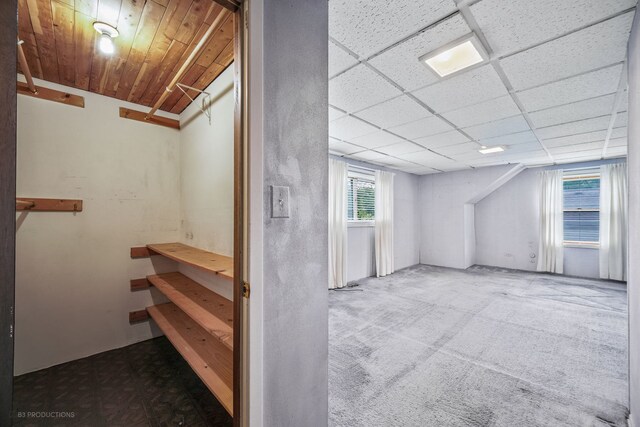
[16,198,83,212]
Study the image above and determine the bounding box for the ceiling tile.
[528,94,616,128]
[432,142,480,156]
[329,106,346,122]
[537,115,612,140]
[549,141,605,155]
[329,116,379,140]
[517,64,623,111]
[374,157,421,170]
[396,149,451,165]
[329,0,457,59]
[553,149,604,162]
[346,150,388,163]
[605,145,627,158]
[388,116,454,140]
[412,65,509,113]
[479,130,539,147]
[442,96,521,128]
[471,0,636,57]
[348,130,405,149]
[543,130,608,148]
[329,41,359,77]
[329,64,403,113]
[619,90,629,112]
[462,115,531,140]
[414,130,471,149]
[354,96,432,129]
[375,142,424,156]
[500,12,634,90]
[368,14,471,91]
[614,111,628,127]
[402,165,440,175]
[608,136,628,147]
[329,139,365,155]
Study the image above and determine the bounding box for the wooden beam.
[212,0,240,12]
[130,278,151,291]
[130,246,153,258]
[15,197,82,212]
[119,107,180,130]
[17,81,84,107]
[128,310,150,323]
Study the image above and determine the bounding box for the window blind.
[347,176,375,221]
[563,176,600,243]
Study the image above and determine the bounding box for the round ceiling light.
[93,22,119,55]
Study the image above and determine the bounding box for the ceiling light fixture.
[93,22,119,55]
[479,146,505,155]
[420,34,488,78]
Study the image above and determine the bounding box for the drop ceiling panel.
[414,130,471,149]
[462,115,531,140]
[549,141,605,155]
[329,0,457,59]
[615,112,628,127]
[329,116,379,140]
[554,149,604,161]
[412,65,508,113]
[442,96,521,128]
[329,64,402,113]
[537,115,612,140]
[375,142,424,156]
[471,0,636,57]
[544,131,608,148]
[516,64,623,111]
[433,142,481,156]
[500,12,634,90]
[528,94,616,128]
[396,149,451,165]
[368,14,471,91]
[329,41,359,77]
[605,146,628,157]
[329,106,346,122]
[349,131,405,149]
[329,139,365,155]
[478,130,539,147]
[374,157,422,169]
[388,116,455,140]
[346,150,388,163]
[608,137,628,147]
[354,96,432,129]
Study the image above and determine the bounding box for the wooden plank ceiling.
[17,0,234,114]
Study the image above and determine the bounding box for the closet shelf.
[147,272,233,351]
[147,303,233,415]
[133,242,233,280]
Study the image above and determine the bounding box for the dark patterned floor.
[12,337,232,427]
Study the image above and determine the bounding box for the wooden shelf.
[147,303,233,415]
[146,243,233,280]
[148,272,233,351]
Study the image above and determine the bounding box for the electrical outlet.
[271,185,290,218]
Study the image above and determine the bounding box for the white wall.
[627,11,640,426]
[15,77,181,375]
[419,165,512,269]
[178,67,235,301]
[332,157,421,282]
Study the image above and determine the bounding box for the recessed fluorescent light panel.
[420,34,488,78]
[479,146,505,154]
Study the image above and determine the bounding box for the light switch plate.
[271,185,290,218]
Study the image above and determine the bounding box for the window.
[563,171,600,246]
[347,170,375,222]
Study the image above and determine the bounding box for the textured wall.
[261,0,329,426]
[627,11,640,426]
[15,78,181,375]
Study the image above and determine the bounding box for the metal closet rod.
[17,37,37,94]
[145,8,231,119]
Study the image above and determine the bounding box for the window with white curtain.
[563,170,600,246]
[347,169,375,222]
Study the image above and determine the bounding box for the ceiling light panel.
[412,65,507,113]
[442,96,521,128]
[329,0,457,59]
[516,64,623,111]
[329,64,402,113]
[500,12,634,90]
[537,115,612,140]
[354,96,432,129]
[470,0,636,57]
[348,130,404,149]
[479,146,505,154]
[329,116,379,140]
[420,34,488,79]
[529,94,616,128]
[369,14,471,91]
[387,116,454,140]
[414,130,470,149]
[462,115,531,140]
[329,41,359,77]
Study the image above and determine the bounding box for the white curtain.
[374,170,394,277]
[329,159,348,289]
[537,170,564,274]
[600,163,628,281]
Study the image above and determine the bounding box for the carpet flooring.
[329,265,628,427]
[12,337,232,427]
